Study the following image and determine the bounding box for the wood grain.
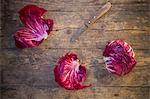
[2,85,149,99]
[1,48,149,87]
[1,0,150,99]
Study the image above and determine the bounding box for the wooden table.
[1,0,150,99]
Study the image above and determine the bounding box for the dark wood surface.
[1,0,150,99]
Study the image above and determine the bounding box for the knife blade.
[70,2,112,42]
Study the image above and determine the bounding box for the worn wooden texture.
[1,0,150,99]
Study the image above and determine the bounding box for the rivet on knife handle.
[70,2,112,42]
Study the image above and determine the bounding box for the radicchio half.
[103,39,136,76]
[14,5,53,48]
[54,53,90,90]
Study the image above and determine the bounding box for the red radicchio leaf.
[54,53,91,90]
[18,5,47,25]
[103,39,136,76]
[14,5,53,48]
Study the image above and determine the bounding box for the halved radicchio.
[103,39,136,76]
[54,53,91,90]
[14,5,53,48]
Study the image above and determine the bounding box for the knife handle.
[87,2,112,26]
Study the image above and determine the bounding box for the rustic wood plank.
[43,29,150,49]
[10,0,150,12]
[1,28,149,49]
[1,48,149,86]
[13,0,150,6]
[3,10,149,31]
[7,10,149,30]
[2,85,149,99]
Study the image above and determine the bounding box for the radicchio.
[54,53,90,90]
[103,39,136,76]
[14,5,53,48]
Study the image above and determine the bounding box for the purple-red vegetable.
[54,53,91,90]
[103,39,136,76]
[14,5,53,48]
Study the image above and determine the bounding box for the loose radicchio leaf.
[54,53,91,90]
[103,39,136,76]
[18,5,47,25]
[14,5,53,48]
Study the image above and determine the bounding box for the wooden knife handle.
[87,2,112,26]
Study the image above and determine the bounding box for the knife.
[70,2,112,42]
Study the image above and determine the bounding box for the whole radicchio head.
[54,52,91,90]
[103,39,136,76]
[14,5,53,48]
